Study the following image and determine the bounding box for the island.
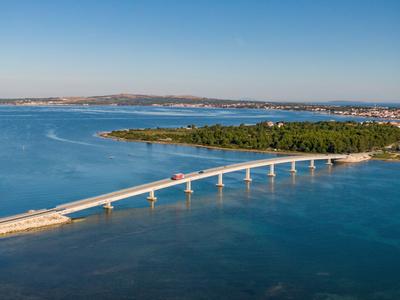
[101,121,400,158]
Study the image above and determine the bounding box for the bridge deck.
[0,154,346,225]
[55,154,345,214]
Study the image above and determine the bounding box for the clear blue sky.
[1,0,399,101]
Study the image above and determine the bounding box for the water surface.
[0,106,399,300]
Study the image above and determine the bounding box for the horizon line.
[0,93,399,104]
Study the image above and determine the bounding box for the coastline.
[371,158,400,162]
[98,132,306,156]
[1,103,399,121]
[98,131,399,162]
[370,154,400,162]
[98,131,375,159]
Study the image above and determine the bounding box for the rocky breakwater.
[0,212,71,236]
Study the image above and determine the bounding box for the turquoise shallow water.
[0,106,399,300]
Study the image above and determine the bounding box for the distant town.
[1,93,399,120]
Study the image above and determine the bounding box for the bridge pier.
[184,180,193,193]
[147,190,157,202]
[309,159,316,169]
[103,202,114,210]
[326,158,333,165]
[244,168,252,182]
[268,164,276,177]
[147,190,157,209]
[290,161,297,173]
[216,173,224,187]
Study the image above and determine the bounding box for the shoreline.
[98,132,307,156]
[371,158,400,162]
[370,154,400,162]
[1,103,399,121]
[97,131,382,161]
[98,131,399,162]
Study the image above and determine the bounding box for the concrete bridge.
[0,154,347,234]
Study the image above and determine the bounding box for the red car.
[171,173,185,180]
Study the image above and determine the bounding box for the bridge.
[0,154,347,234]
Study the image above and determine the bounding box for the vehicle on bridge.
[171,173,185,180]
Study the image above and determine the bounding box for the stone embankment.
[0,213,71,235]
[336,153,371,163]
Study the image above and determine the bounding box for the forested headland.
[103,121,400,154]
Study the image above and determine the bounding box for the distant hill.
[1,94,398,120]
[0,93,264,107]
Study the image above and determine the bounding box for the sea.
[0,105,399,300]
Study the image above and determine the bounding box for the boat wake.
[46,129,96,146]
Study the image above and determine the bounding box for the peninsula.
[101,121,400,156]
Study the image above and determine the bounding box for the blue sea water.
[0,106,399,300]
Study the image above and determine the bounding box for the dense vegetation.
[372,151,400,160]
[106,121,400,154]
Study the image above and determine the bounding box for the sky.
[0,0,399,102]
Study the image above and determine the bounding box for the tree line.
[108,121,400,154]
